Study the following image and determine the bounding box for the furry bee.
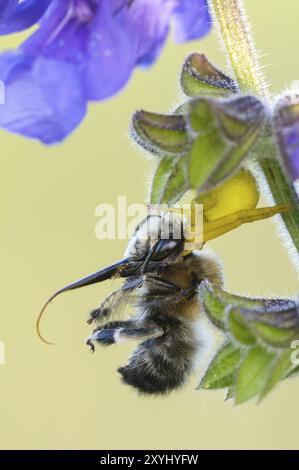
[38,212,223,395]
[38,167,289,394]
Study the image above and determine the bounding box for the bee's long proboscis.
[36,258,130,345]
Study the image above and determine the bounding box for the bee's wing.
[88,277,143,325]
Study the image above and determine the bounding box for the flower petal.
[21,1,135,101]
[83,1,136,100]
[173,0,211,43]
[0,0,53,35]
[0,1,18,17]
[0,52,86,144]
[124,0,176,67]
[0,0,213,143]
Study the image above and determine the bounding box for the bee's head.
[124,214,185,271]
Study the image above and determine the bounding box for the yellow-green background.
[0,0,298,450]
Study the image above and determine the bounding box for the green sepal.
[259,350,293,401]
[150,155,189,204]
[251,322,299,348]
[200,282,299,403]
[228,309,256,346]
[132,110,191,156]
[241,303,299,348]
[199,281,228,329]
[198,343,242,390]
[200,281,268,330]
[181,53,238,97]
[235,346,276,405]
[188,95,265,192]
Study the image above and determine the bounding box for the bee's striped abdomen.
[118,316,197,395]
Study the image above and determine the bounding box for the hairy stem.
[260,157,299,251]
[208,0,267,98]
[208,0,299,261]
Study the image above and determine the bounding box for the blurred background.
[0,0,298,450]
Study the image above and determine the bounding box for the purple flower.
[275,97,299,181]
[0,1,53,35]
[0,0,211,144]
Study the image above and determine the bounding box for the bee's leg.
[86,320,163,351]
[203,204,290,242]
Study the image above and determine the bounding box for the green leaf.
[202,281,268,310]
[199,282,299,402]
[251,322,299,348]
[235,346,276,405]
[209,123,262,186]
[216,95,264,139]
[132,111,191,156]
[181,53,237,97]
[188,95,265,192]
[201,282,299,343]
[228,309,256,346]
[259,350,293,401]
[150,155,189,204]
[241,302,299,347]
[189,129,226,188]
[200,281,267,330]
[198,343,242,390]
[200,282,227,329]
[217,108,250,139]
[189,99,215,133]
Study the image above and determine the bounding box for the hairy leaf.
[150,155,189,204]
[259,350,293,401]
[199,282,227,329]
[200,282,299,403]
[235,346,276,405]
[132,110,191,156]
[181,53,237,97]
[198,343,242,390]
[228,309,256,346]
[242,303,299,348]
[188,95,265,192]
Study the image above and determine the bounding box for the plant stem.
[260,157,299,252]
[208,0,299,262]
[208,0,267,98]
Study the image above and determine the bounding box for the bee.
[37,172,289,395]
[38,212,223,395]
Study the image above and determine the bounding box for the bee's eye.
[142,237,184,274]
[150,238,183,261]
